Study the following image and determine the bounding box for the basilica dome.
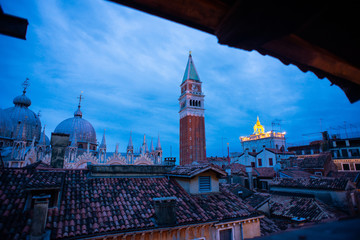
[0,109,13,139]
[54,106,97,145]
[3,91,42,141]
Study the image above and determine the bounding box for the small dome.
[0,109,13,138]
[13,92,31,107]
[54,107,96,145]
[74,108,82,118]
[4,93,41,141]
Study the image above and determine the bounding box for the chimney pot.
[30,195,50,240]
[153,197,177,226]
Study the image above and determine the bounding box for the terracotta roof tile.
[270,195,338,221]
[244,193,270,209]
[279,169,315,178]
[266,148,295,155]
[169,163,226,177]
[254,167,276,178]
[271,178,351,191]
[290,153,332,169]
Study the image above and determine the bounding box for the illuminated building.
[232,117,294,169]
[240,117,287,153]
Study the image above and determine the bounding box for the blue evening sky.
[1,0,360,159]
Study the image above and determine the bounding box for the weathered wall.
[242,219,261,239]
[50,133,69,168]
[174,178,190,193]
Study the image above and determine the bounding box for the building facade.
[179,52,206,165]
[330,137,360,171]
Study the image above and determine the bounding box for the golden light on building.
[239,117,286,142]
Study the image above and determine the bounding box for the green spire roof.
[182,53,200,83]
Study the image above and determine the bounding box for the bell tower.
[179,52,206,165]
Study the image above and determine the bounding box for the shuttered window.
[219,229,232,240]
[199,176,211,192]
[269,158,273,166]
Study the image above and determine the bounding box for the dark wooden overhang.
[109,0,360,103]
[0,5,28,40]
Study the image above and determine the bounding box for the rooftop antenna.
[320,118,323,132]
[344,121,348,138]
[272,119,282,132]
[221,135,227,157]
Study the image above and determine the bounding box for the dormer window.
[199,176,211,192]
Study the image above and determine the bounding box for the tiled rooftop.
[230,163,257,176]
[279,169,314,178]
[260,217,281,236]
[0,166,257,239]
[168,163,226,177]
[270,194,338,222]
[327,171,360,182]
[271,178,351,191]
[254,167,276,178]
[26,171,64,189]
[220,183,254,199]
[244,193,270,209]
[265,148,295,155]
[291,153,332,169]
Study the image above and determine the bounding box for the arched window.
[190,100,192,106]
[199,101,201,107]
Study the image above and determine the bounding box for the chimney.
[164,157,176,166]
[153,197,177,226]
[50,133,70,168]
[30,195,50,240]
[246,166,254,190]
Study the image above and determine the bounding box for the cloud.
[1,0,359,159]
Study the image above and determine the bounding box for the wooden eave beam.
[0,6,28,40]
[109,0,230,34]
[259,35,360,102]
